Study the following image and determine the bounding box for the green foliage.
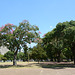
[23,45,28,61]
[0,54,3,60]
[4,51,14,61]
[2,57,7,62]
[31,44,47,62]
[17,52,24,60]
[43,24,64,62]
[0,20,39,65]
[62,48,72,58]
[43,20,75,62]
[1,19,75,64]
[0,54,7,62]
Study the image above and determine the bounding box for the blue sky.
[0,0,75,38]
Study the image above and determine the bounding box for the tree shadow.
[39,62,75,69]
[0,62,75,69]
[40,64,75,69]
[18,62,75,69]
[0,65,25,68]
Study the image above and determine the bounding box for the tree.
[4,51,14,61]
[31,44,47,63]
[0,54,7,62]
[43,20,75,64]
[0,54,3,61]
[17,52,24,61]
[23,45,28,61]
[62,48,72,61]
[43,26,64,62]
[0,20,39,66]
[63,20,75,64]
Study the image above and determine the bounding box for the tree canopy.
[0,20,40,65]
[43,20,75,64]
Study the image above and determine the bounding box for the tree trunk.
[28,53,29,63]
[71,48,75,64]
[54,58,56,62]
[24,49,28,61]
[74,55,75,65]
[50,57,53,61]
[67,58,69,62]
[13,55,17,66]
[71,43,75,65]
[71,56,73,61]
[38,59,39,64]
[13,53,17,66]
[57,53,60,62]
[50,59,53,61]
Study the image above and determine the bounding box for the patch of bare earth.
[0,62,75,75]
[0,68,75,75]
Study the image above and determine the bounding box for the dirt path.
[0,68,75,75]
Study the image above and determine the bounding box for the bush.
[0,54,3,60]
[17,52,24,60]
[4,51,14,61]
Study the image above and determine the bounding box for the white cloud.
[50,26,53,28]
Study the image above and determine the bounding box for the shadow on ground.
[40,63,75,69]
[0,65,25,68]
[0,62,75,69]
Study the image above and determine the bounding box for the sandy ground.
[0,68,75,75]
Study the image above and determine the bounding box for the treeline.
[0,44,47,63]
[43,20,75,64]
[0,20,75,65]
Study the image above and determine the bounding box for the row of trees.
[0,20,75,65]
[0,45,47,63]
[0,51,25,62]
[43,20,75,64]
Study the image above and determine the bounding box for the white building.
[0,46,9,55]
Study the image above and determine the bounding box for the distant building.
[0,46,9,55]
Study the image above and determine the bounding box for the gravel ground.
[0,68,75,75]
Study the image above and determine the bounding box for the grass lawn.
[0,61,75,69]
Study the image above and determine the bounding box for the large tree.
[0,20,39,66]
[43,20,75,64]
[43,24,64,62]
[63,20,75,64]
